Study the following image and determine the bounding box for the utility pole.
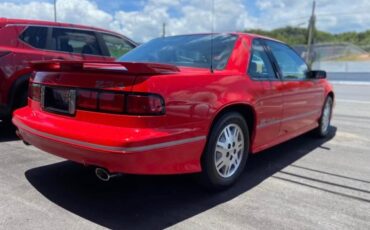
[306,0,316,68]
[162,22,166,37]
[54,0,57,22]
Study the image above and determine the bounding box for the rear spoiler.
[30,61,180,74]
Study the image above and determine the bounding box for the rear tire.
[199,112,249,190]
[316,96,333,137]
[3,90,28,127]
[14,90,28,110]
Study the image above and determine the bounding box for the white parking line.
[336,99,370,104]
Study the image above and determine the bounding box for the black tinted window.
[51,28,102,55]
[20,26,48,49]
[248,39,276,79]
[102,34,135,58]
[119,34,237,70]
[266,41,308,80]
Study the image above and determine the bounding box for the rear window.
[20,26,48,49]
[51,28,102,55]
[101,33,135,58]
[119,34,237,70]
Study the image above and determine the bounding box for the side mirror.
[308,70,327,79]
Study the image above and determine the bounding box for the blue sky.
[91,0,265,19]
[92,0,263,17]
[93,0,145,13]
[0,0,369,42]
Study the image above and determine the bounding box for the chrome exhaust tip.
[95,168,120,182]
[16,130,31,146]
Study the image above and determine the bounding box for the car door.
[247,39,284,148]
[265,40,325,135]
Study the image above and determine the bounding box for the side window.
[20,26,48,49]
[51,28,102,55]
[266,41,308,80]
[101,34,135,58]
[248,39,276,79]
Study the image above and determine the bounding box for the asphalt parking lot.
[0,83,370,230]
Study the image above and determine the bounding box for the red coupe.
[13,33,334,189]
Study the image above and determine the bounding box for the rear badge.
[95,81,125,90]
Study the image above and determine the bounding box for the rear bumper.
[13,107,206,175]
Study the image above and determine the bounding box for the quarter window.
[265,41,308,80]
[20,26,48,49]
[248,39,276,79]
[101,34,135,58]
[51,28,102,55]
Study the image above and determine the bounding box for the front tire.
[200,112,249,190]
[316,96,333,137]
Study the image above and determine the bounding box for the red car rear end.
[14,61,208,175]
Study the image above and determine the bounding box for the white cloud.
[0,1,54,21]
[0,0,369,43]
[114,0,255,41]
[56,0,113,29]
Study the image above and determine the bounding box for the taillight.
[28,83,41,102]
[127,94,165,115]
[77,90,98,110]
[99,92,125,113]
[76,90,165,115]
[28,84,165,115]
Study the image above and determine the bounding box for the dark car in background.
[0,18,136,121]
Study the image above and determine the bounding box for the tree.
[244,26,370,51]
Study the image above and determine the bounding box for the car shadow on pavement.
[25,127,337,230]
[0,121,18,142]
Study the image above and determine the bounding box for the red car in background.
[13,33,334,189]
[0,18,136,121]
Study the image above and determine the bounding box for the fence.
[312,61,370,73]
[294,43,370,73]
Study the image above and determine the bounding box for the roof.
[154,32,285,44]
[0,18,122,37]
[236,32,285,44]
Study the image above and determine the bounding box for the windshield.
[118,34,238,70]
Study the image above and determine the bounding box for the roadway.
[0,83,369,229]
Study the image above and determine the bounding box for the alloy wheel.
[214,124,244,178]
